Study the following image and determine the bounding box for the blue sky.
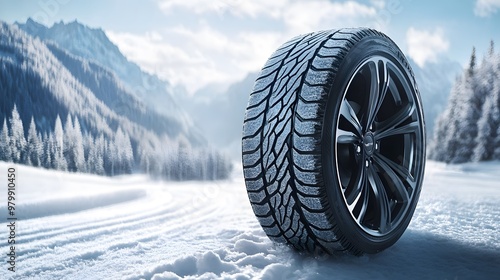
[1,0,499,93]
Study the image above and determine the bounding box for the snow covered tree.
[468,47,476,77]
[9,105,26,163]
[42,132,54,169]
[494,125,500,160]
[115,127,134,174]
[58,114,86,173]
[26,117,43,167]
[72,117,86,172]
[0,119,12,162]
[87,134,105,175]
[54,115,67,170]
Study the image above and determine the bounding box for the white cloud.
[108,0,388,93]
[158,0,288,19]
[474,0,500,17]
[107,26,284,94]
[106,30,227,93]
[282,1,377,34]
[406,27,449,68]
[158,0,379,31]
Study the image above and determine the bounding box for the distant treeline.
[0,104,232,180]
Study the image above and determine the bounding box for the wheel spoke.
[376,119,419,140]
[367,166,392,233]
[373,153,412,204]
[356,181,369,224]
[340,101,362,136]
[346,160,366,205]
[366,60,389,129]
[374,102,415,139]
[336,128,360,144]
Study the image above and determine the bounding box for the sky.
[1,0,499,94]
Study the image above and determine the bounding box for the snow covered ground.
[1,160,499,279]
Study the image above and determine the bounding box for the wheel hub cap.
[363,132,375,156]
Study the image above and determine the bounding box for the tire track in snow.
[13,182,230,279]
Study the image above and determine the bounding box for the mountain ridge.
[16,18,193,129]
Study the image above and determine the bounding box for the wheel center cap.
[363,132,375,156]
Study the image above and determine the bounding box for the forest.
[430,41,500,163]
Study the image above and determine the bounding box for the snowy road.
[2,161,499,279]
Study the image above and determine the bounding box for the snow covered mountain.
[16,19,193,132]
[1,20,203,146]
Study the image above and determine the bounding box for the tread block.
[251,202,271,216]
[300,82,327,102]
[243,164,262,180]
[301,207,332,231]
[245,178,264,191]
[296,99,321,120]
[244,101,266,120]
[294,180,322,196]
[293,135,319,153]
[242,137,260,153]
[248,87,271,105]
[293,166,320,186]
[242,114,264,137]
[317,47,343,58]
[242,149,260,166]
[293,149,319,171]
[297,192,324,211]
[305,69,331,85]
[294,119,318,135]
[248,189,267,204]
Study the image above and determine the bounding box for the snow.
[2,161,499,279]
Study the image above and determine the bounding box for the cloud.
[108,0,389,93]
[158,0,379,31]
[406,27,449,68]
[106,30,227,93]
[107,25,284,94]
[282,1,377,34]
[158,0,289,19]
[474,0,500,17]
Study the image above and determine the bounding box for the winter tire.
[242,28,426,255]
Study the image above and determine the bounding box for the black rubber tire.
[242,28,426,255]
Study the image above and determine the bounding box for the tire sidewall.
[321,35,425,253]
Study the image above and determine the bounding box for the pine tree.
[494,125,500,160]
[26,117,42,167]
[42,132,53,169]
[9,105,26,163]
[73,117,86,172]
[63,114,76,171]
[54,115,67,170]
[87,134,105,175]
[0,119,12,162]
[468,47,476,77]
[115,127,133,174]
